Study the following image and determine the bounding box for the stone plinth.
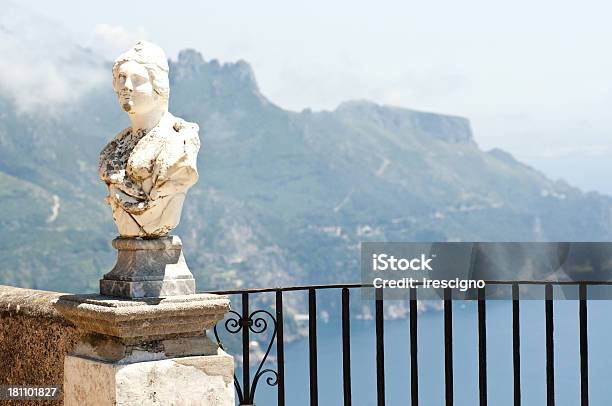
[55,293,226,340]
[64,352,234,406]
[100,235,196,298]
[54,293,234,406]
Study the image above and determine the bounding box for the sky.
[11,0,612,195]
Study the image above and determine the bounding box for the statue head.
[112,41,169,115]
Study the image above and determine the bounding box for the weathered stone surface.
[100,235,196,298]
[0,286,233,406]
[74,332,220,363]
[99,40,200,238]
[64,350,234,406]
[100,278,196,298]
[54,293,229,340]
[0,285,66,320]
[0,285,80,406]
[56,291,233,405]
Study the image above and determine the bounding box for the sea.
[245,299,612,406]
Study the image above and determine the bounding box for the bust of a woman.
[98,41,200,237]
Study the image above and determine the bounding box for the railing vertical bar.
[309,288,318,406]
[242,292,251,404]
[444,287,454,406]
[512,283,521,406]
[375,288,385,406]
[410,287,419,406]
[342,288,352,406]
[545,284,555,406]
[276,290,285,406]
[579,284,589,406]
[478,287,487,406]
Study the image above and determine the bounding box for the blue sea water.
[247,299,612,406]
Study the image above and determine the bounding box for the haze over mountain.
[2,6,612,299]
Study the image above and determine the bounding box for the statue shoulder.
[99,127,131,167]
[100,128,131,154]
[171,116,200,150]
[172,118,199,136]
[98,127,130,180]
[112,127,132,143]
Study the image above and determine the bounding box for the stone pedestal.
[64,353,234,406]
[100,235,196,298]
[54,293,234,406]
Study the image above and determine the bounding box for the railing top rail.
[203,283,372,295]
[202,280,612,295]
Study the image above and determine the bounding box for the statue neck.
[129,107,167,133]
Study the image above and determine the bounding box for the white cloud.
[89,23,147,60]
[0,2,105,113]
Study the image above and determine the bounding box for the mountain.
[2,9,612,308]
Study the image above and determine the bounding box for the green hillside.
[1,48,612,297]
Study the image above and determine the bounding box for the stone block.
[64,350,234,406]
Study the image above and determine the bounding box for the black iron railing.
[207,281,612,406]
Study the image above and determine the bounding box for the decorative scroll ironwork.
[213,306,278,405]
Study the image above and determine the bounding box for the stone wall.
[0,286,81,405]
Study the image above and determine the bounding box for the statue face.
[113,61,159,115]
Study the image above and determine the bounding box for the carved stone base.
[100,235,196,298]
[54,293,234,406]
[54,293,229,341]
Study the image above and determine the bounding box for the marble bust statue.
[98,41,200,238]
